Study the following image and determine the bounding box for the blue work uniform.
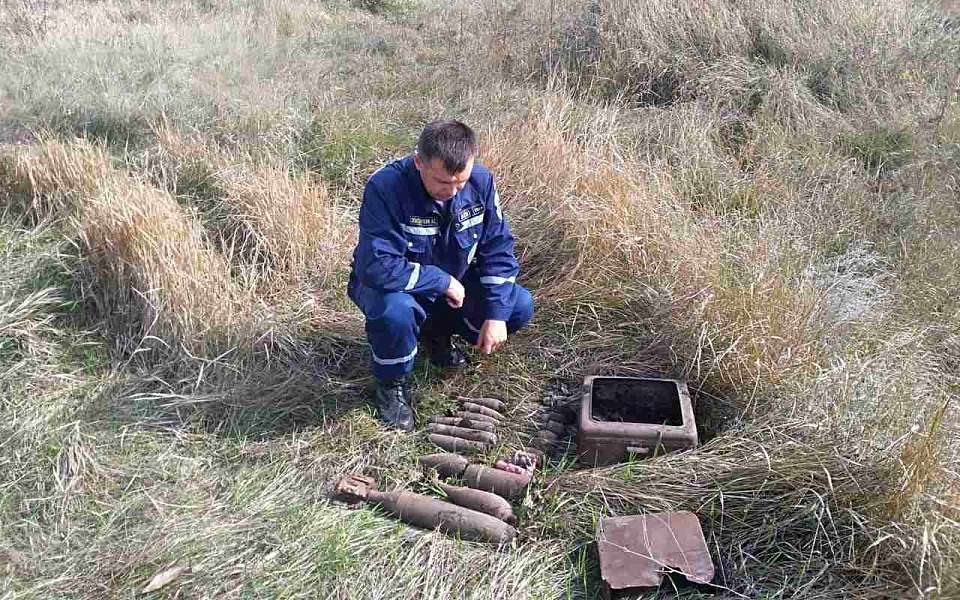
[347,155,534,381]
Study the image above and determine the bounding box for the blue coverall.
[348,155,534,381]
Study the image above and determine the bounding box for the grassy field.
[1,0,959,598]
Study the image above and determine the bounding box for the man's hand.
[445,277,465,308]
[476,319,507,354]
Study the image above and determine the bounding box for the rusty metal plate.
[597,511,714,591]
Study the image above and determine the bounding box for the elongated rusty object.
[439,483,516,524]
[542,420,566,435]
[427,424,498,445]
[333,475,515,544]
[461,402,504,420]
[453,411,499,425]
[429,434,489,454]
[533,430,559,444]
[431,416,496,433]
[458,396,504,411]
[462,464,530,499]
[420,453,469,478]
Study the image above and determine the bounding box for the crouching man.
[347,120,534,431]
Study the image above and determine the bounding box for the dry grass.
[1,0,958,598]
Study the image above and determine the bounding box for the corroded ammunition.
[494,460,527,476]
[461,402,504,420]
[426,424,498,445]
[431,416,496,433]
[419,453,469,478]
[542,420,566,435]
[462,464,531,500]
[428,434,489,454]
[439,483,516,524]
[453,411,499,425]
[458,396,505,411]
[334,475,516,544]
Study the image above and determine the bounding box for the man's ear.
[413,151,423,171]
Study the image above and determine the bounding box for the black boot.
[423,334,469,368]
[373,378,415,432]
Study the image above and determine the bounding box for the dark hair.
[416,120,478,174]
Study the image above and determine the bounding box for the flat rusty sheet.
[597,511,714,590]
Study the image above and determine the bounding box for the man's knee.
[368,292,421,332]
[507,286,534,333]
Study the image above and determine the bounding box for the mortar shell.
[438,483,516,524]
[431,416,496,433]
[460,402,504,420]
[419,453,469,478]
[453,411,499,425]
[429,434,490,454]
[426,424,498,445]
[494,460,528,476]
[457,396,504,411]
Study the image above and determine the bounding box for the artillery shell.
[461,402,504,420]
[457,396,504,411]
[453,411,499,425]
[439,483,516,524]
[426,424,498,445]
[429,434,490,454]
[367,489,516,544]
[462,464,530,500]
[431,416,496,433]
[494,460,527,476]
[419,453,469,478]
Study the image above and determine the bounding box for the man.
[347,120,534,431]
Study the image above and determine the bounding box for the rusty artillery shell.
[494,460,528,476]
[458,396,504,412]
[533,430,559,444]
[366,489,516,544]
[429,434,489,454]
[542,419,566,436]
[419,453,469,478]
[427,424,498,445]
[439,483,516,524]
[431,416,496,433]
[462,464,531,500]
[461,402,504,420]
[453,411,499,425]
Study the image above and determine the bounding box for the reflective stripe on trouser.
[348,280,534,382]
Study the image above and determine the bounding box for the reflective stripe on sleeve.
[371,345,418,365]
[401,224,439,236]
[404,262,420,291]
[466,242,479,265]
[480,275,516,285]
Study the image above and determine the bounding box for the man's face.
[414,153,474,202]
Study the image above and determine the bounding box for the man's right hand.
[445,277,465,308]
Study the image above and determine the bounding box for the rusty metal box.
[577,376,698,466]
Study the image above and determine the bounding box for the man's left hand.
[476,320,507,355]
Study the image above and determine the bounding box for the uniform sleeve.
[476,178,520,321]
[354,180,451,295]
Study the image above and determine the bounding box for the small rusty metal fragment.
[419,453,469,478]
[426,423,498,445]
[453,411,499,425]
[597,512,714,593]
[457,396,504,411]
[439,483,516,524]
[460,402,504,420]
[429,434,489,454]
[431,416,496,433]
